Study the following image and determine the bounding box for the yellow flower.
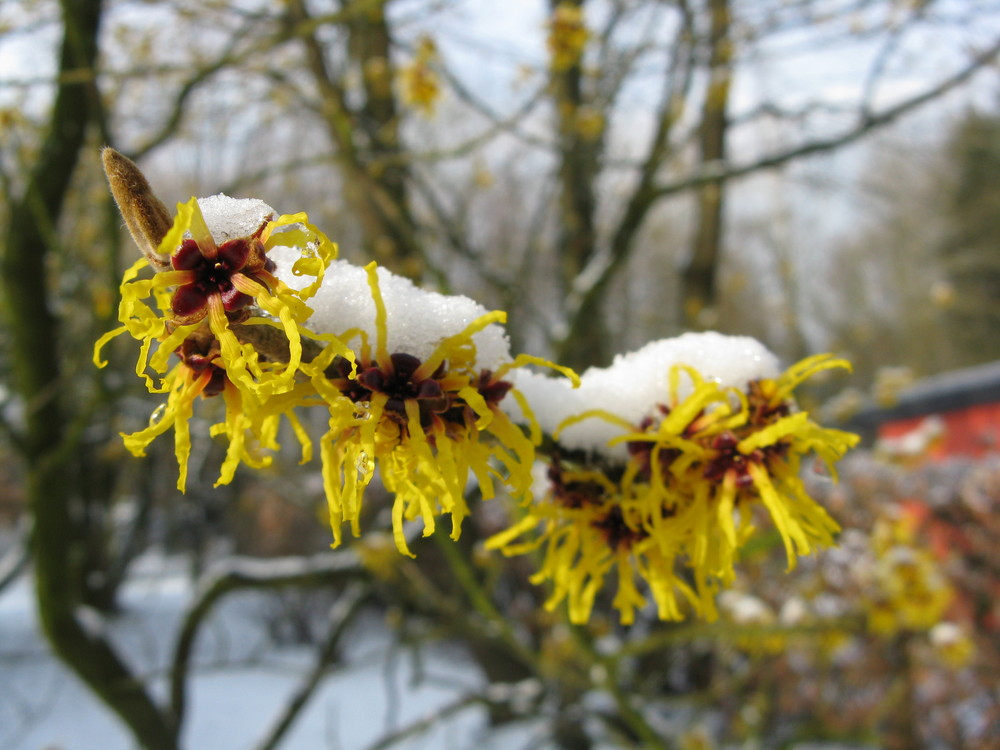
[864,516,953,635]
[621,357,855,592]
[95,196,338,397]
[487,457,697,625]
[94,198,338,488]
[308,262,576,557]
[547,3,589,72]
[490,352,858,624]
[356,532,405,582]
[114,331,311,492]
[401,36,441,115]
[929,622,974,668]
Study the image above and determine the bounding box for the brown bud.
[102,147,173,270]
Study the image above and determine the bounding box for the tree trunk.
[681,0,732,329]
[347,0,421,272]
[1,1,179,747]
[289,0,423,274]
[550,0,608,368]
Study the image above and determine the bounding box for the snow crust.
[508,332,780,460]
[188,193,513,371]
[0,562,510,750]
[270,253,513,371]
[197,194,274,242]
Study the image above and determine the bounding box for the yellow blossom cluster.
[95,197,338,490]
[863,515,953,635]
[929,622,974,668]
[96,197,573,555]
[489,356,859,624]
[96,181,857,627]
[301,263,575,555]
[400,36,441,116]
[547,3,589,72]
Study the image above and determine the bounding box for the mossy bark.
[680,0,732,328]
[1,1,178,747]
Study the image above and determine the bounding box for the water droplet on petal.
[149,403,168,427]
[356,451,371,476]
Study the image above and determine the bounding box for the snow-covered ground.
[0,554,530,750]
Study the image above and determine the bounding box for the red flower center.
[326,353,513,433]
[177,335,228,397]
[702,431,763,488]
[592,505,647,551]
[171,238,255,318]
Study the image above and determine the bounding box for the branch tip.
[102,147,173,270]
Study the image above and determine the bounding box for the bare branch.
[2,0,180,744]
[859,1,932,118]
[0,518,30,596]
[562,33,1000,352]
[123,1,386,161]
[437,65,556,154]
[169,550,365,724]
[651,35,1000,200]
[558,2,698,360]
[254,583,371,750]
[362,680,542,750]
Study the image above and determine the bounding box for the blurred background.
[1,0,999,748]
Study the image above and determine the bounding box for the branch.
[858,2,931,118]
[2,1,180,746]
[118,0,387,159]
[169,550,365,724]
[0,518,30,596]
[564,33,1000,346]
[286,0,429,265]
[254,582,371,750]
[437,64,556,154]
[558,2,697,360]
[651,35,1000,200]
[362,680,543,750]
[129,53,245,161]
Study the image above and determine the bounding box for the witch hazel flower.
[116,330,280,492]
[95,178,343,489]
[97,151,577,550]
[267,254,577,556]
[97,195,338,393]
[400,36,441,116]
[490,333,859,625]
[547,2,589,72]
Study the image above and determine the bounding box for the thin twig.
[169,551,365,724]
[254,583,371,750]
[650,35,1000,201]
[0,518,31,597]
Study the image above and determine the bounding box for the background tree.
[938,106,1000,367]
[2,1,1000,749]
[91,0,1000,368]
[0,1,182,747]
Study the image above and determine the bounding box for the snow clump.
[507,332,780,460]
[197,194,274,242]
[270,256,512,372]
[196,195,513,372]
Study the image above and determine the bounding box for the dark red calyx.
[592,505,646,551]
